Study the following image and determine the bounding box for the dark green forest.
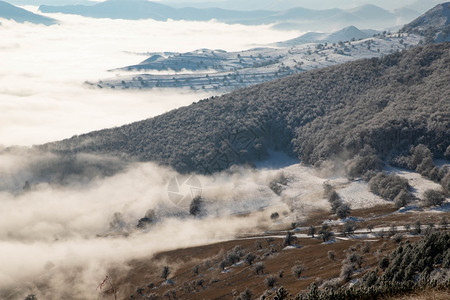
[38,43,450,176]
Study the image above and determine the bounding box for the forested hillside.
[39,43,450,175]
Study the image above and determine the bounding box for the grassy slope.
[106,204,450,299]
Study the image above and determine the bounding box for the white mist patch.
[0,157,290,298]
[0,13,298,146]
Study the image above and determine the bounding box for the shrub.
[441,172,450,195]
[369,172,411,200]
[136,286,145,295]
[362,242,371,253]
[270,212,280,220]
[423,189,445,207]
[319,224,334,242]
[327,250,335,261]
[404,224,411,232]
[245,253,256,265]
[394,190,412,208]
[219,260,227,271]
[336,203,351,219]
[328,191,341,207]
[161,266,171,280]
[193,265,199,275]
[307,226,316,238]
[265,275,278,288]
[145,293,159,300]
[345,153,383,178]
[237,288,253,300]
[340,263,354,282]
[341,221,356,236]
[346,252,363,269]
[189,195,205,217]
[440,216,448,229]
[283,231,297,246]
[254,262,265,275]
[269,172,288,195]
[379,257,389,270]
[392,233,403,243]
[323,182,333,198]
[274,287,289,300]
[414,221,422,234]
[291,262,305,279]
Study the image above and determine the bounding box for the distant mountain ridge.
[402,2,450,42]
[39,0,414,30]
[276,26,378,46]
[0,1,56,25]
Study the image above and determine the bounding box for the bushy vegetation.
[39,44,450,176]
[423,189,446,207]
[324,184,351,218]
[368,172,412,201]
[294,231,450,300]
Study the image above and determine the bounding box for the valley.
[1,1,449,300]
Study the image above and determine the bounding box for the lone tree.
[291,261,305,279]
[189,195,205,217]
[283,231,297,246]
[254,262,265,275]
[264,275,277,288]
[319,224,334,242]
[245,253,256,265]
[336,203,351,219]
[308,226,316,238]
[379,257,389,270]
[161,266,171,280]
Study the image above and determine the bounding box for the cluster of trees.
[38,44,449,178]
[368,172,413,208]
[324,183,351,219]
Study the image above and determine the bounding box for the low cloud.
[0,12,298,146]
[0,152,288,299]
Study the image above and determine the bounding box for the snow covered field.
[100,33,423,92]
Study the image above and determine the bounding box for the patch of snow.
[283,245,303,250]
[338,180,387,209]
[430,201,450,212]
[397,205,423,213]
[233,261,245,267]
[385,165,443,198]
[322,239,337,244]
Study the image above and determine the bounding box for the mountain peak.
[0,0,57,25]
[402,2,450,43]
